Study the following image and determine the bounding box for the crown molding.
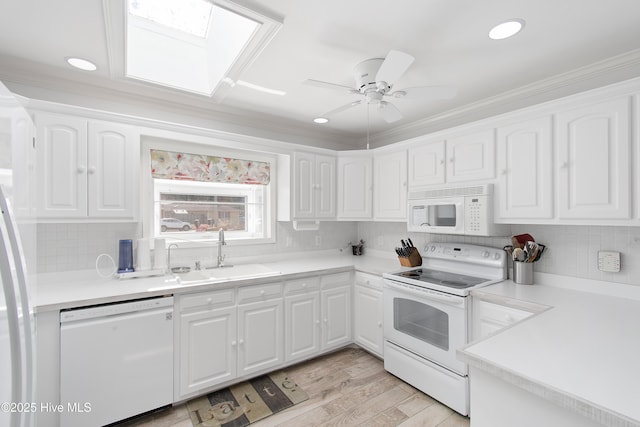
[366,48,640,147]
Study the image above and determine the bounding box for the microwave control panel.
[464,195,488,235]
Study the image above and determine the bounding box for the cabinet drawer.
[238,283,283,304]
[284,276,320,295]
[354,272,382,290]
[179,289,235,311]
[320,271,352,289]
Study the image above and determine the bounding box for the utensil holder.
[399,247,422,267]
[512,261,533,285]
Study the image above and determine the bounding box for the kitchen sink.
[174,263,281,284]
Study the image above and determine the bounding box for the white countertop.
[33,249,402,312]
[460,275,640,427]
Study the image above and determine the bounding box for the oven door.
[383,279,468,375]
[408,197,464,234]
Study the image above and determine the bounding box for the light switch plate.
[598,251,621,272]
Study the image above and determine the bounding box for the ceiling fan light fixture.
[489,19,525,40]
[66,57,97,71]
[313,117,329,124]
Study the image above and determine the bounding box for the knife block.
[398,247,422,267]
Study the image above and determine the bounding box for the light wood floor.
[116,347,470,427]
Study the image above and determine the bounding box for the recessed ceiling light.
[66,57,97,71]
[489,19,525,40]
[313,117,329,124]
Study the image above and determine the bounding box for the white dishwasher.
[60,296,174,427]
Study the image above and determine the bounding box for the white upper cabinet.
[337,151,372,219]
[373,149,407,220]
[291,152,336,220]
[36,113,138,220]
[496,116,553,220]
[408,140,445,187]
[446,129,495,183]
[556,96,631,219]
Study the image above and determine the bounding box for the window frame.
[141,137,276,247]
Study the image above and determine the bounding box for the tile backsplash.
[37,221,640,287]
[36,221,357,273]
[356,222,640,286]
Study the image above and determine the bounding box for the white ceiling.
[2,0,640,149]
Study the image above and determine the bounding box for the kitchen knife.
[407,238,414,247]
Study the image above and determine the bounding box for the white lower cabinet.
[176,289,237,400]
[284,272,352,363]
[237,284,284,377]
[284,277,321,363]
[353,272,383,357]
[176,272,352,401]
[472,298,535,341]
[320,272,352,350]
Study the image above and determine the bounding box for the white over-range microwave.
[407,184,508,236]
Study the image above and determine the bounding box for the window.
[142,139,275,245]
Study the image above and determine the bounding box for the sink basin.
[175,264,281,284]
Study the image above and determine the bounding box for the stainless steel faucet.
[167,243,178,273]
[217,228,226,268]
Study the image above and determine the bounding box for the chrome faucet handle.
[195,260,201,270]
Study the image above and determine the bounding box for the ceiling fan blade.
[322,100,362,117]
[376,50,415,84]
[396,85,457,100]
[378,101,403,123]
[304,79,355,93]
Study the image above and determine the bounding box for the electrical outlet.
[285,236,293,247]
[315,235,321,246]
[377,236,384,246]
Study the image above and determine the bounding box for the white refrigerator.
[0,81,37,427]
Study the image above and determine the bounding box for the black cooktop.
[393,268,487,289]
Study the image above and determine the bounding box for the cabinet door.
[36,114,87,218]
[373,150,407,220]
[408,140,445,187]
[472,300,533,341]
[238,299,284,377]
[337,153,372,219]
[292,152,315,218]
[88,121,138,218]
[446,129,495,182]
[321,286,351,350]
[315,154,336,218]
[497,116,553,219]
[178,306,237,398]
[284,292,320,363]
[353,284,383,357]
[556,97,631,219]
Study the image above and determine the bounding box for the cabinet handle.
[323,318,328,323]
[231,340,237,346]
[560,162,569,169]
[87,166,96,174]
[449,158,454,163]
[239,339,245,345]
[77,165,86,174]
[377,321,382,327]
[207,298,213,304]
[504,314,514,323]
[316,320,320,325]
[440,159,445,165]
[501,169,508,175]
[302,283,307,288]
[260,290,265,296]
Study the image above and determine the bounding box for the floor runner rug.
[187,371,308,427]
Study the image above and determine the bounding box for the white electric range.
[382,243,508,416]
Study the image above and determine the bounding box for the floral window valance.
[150,149,270,185]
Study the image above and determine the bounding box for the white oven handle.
[383,279,465,308]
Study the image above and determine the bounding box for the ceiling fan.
[306,50,456,123]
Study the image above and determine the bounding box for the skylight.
[129,0,213,38]
[124,0,282,98]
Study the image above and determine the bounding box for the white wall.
[38,220,640,288]
[36,221,357,273]
[357,222,640,286]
